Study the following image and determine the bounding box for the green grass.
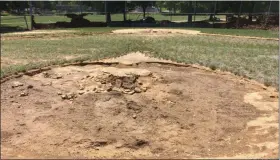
[1,32,278,88]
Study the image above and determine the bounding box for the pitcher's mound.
[1,54,278,159]
[111,29,200,35]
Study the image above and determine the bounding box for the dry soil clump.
[1,56,278,159]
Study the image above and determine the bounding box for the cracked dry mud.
[1,61,278,159]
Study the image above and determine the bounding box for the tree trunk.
[209,14,213,21]
[143,6,147,18]
[123,2,126,21]
[248,14,252,22]
[188,14,192,22]
[123,11,126,21]
[106,12,111,24]
[188,1,193,23]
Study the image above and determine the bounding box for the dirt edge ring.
[1,60,274,92]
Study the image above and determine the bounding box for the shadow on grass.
[0,24,29,34]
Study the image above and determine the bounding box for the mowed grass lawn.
[1,28,279,89]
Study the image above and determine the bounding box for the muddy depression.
[1,60,278,158]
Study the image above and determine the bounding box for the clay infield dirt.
[1,53,278,159]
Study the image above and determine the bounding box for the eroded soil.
[1,62,278,159]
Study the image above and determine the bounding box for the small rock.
[12,81,24,88]
[106,87,112,92]
[78,91,85,95]
[134,87,141,93]
[61,94,67,99]
[189,123,195,127]
[270,95,278,98]
[19,123,26,126]
[57,92,62,95]
[19,92,28,97]
[141,87,147,92]
[41,82,52,86]
[10,95,14,98]
[115,142,124,148]
[42,72,50,78]
[27,85,33,89]
[173,149,178,153]
[132,114,137,119]
[55,75,63,79]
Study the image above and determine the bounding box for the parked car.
[140,16,156,23]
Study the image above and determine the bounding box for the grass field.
[1,28,278,89]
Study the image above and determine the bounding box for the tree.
[104,1,126,23]
[130,1,154,18]
[0,1,29,14]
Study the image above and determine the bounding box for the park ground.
[0,27,279,159]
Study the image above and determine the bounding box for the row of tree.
[1,1,278,21]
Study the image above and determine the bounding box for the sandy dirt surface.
[111,29,278,41]
[1,54,278,159]
[111,29,201,35]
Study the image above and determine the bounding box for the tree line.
[1,1,278,19]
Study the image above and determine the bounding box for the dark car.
[140,16,156,23]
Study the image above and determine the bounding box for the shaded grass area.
[1,34,278,88]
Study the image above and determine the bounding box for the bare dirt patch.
[111,28,278,40]
[1,54,278,159]
[111,29,201,35]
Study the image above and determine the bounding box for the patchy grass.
[1,32,278,88]
[196,28,279,38]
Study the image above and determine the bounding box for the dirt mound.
[111,29,200,35]
[1,58,278,159]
